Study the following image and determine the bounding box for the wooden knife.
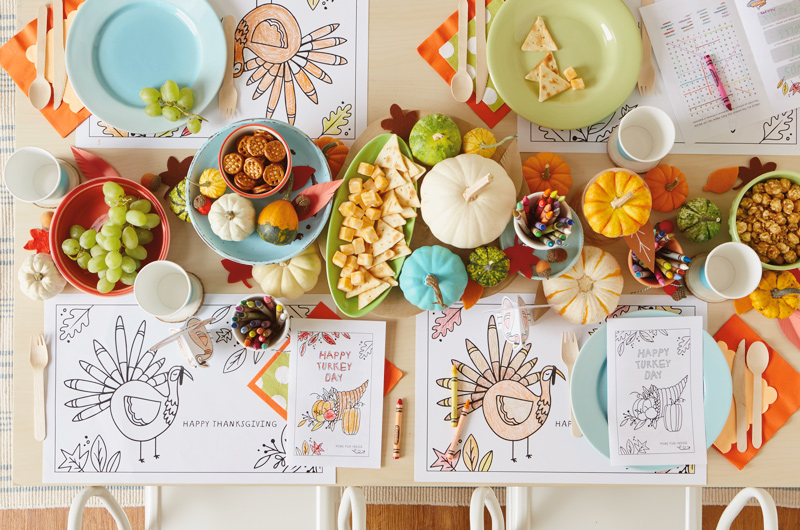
[53,0,66,110]
[474,0,488,102]
[732,338,747,452]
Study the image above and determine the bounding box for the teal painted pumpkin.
[409,114,462,166]
[677,198,721,242]
[399,246,468,311]
[467,247,510,287]
[169,180,191,223]
[257,199,299,245]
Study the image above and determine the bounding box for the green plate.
[487,0,642,130]
[325,134,417,318]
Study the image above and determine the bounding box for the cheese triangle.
[521,16,558,52]
[538,64,570,102]
[525,51,559,83]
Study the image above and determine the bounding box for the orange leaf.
[461,279,484,310]
[703,167,738,194]
[734,296,753,315]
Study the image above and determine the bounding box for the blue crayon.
[230,322,240,329]
[534,222,547,231]
[556,217,574,226]
[632,264,643,272]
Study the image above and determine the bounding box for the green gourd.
[677,198,721,242]
[257,174,298,245]
[409,114,462,166]
[399,246,468,311]
[467,246,510,287]
[169,180,191,223]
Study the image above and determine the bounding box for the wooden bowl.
[627,238,684,288]
[49,177,170,296]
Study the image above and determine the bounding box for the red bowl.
[49,177,170,296]
[217,124,292,199]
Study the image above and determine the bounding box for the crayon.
[659,250,691,263]
[632,264,643,273]
[451,365,458,427]
[534,222,548,231]
[654,268,667,286]
[393,399,404,459]
[655,258,672,271]
[635,271,653,278]
[556,217,574,226]
[446,400,471,461]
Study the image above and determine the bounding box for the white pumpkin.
[208,193,256,242]
[420,154,516,249]
[542,246,623,324]
[252,245,322,299]
[19,253,66,301]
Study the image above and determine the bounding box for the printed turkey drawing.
[64,317,192,463]
[437,315,565,462]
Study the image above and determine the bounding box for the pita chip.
[380,190,403,216]
[525,51,558,83]
[369,262,396,279]
[394,183,421,208]
[381,213,407,228]
[384,168,409,191]
[372,227,405,256]
[374,135,406,170]
[358,281,391,309]
[399,206,417,219]
[521,16,558,52]
[403,156,426,181]
[390,242,412,259]
[372,249,395,266]
[345,275,382,298]
[538,64,570,102]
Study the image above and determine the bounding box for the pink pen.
[704,55,732,111]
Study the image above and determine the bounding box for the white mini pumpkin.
[19,253,66,301]
[208,193,256,242]
[252,245,322,299]
[420,154,516,249]
[542,246,623,324]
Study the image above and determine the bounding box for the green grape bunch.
[139,80,206,134]
[60,181,162,294]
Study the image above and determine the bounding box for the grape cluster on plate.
[60,182,162,294]
[139,80,205,134]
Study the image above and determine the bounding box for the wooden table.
[11,0,800,487]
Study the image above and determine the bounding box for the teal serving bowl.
[729,170,800,270]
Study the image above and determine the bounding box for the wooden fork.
[30,334,49,441]
[561,332,582,438]
[218,15,239,120]
[637,0,655,97]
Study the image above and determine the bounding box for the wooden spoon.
[746,342,769,449]
[450,0,473,103]
[28,5,52,110]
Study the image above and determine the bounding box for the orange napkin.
[713,314,800,469]
[0,0,90,137]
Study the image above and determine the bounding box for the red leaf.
[221,259,253,288]
[292,166,317,191]
[70,147,121,180]
[24,228,50,254]
[623,220,656,272]
[504,241,540,279]
[322,333,335,344]
[296,180,345,221]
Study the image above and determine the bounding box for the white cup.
[2,147,71,203]
[699,242,762,300]
[134,261,203,322]
[616,106,675,165]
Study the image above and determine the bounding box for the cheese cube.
[338,201,357,217]
[337,276,353,292]
[348,178,363,194]
[357,162,375,176]
[339,226,355,241]
[365,207,382,221]
[351,271,365,286]
[349,217,366,230]
[563,67,578,81]
[342,216,359,229]
[348,192,361,205]
[345,255,358,268]
[371,165,385,180]
[361,190,383,208]
[340,243,356,255]
[352,237,366,255]
[374,174,389,192]
[571,78,585,90]
[363,178,378,193]
[359,226,379,244]
[357,253,374,267]
[352,206,366,218]
[341,264,356,278]
[332,251,348,268]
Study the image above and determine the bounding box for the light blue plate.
[186,119,332,265]
[498,214,584,279]
[66,0,225,134]
[571,310,732,470]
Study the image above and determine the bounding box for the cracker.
[358,281,391,309]
[264,140,286,163]
[222,153,244,175]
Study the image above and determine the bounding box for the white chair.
[470,488,504,530]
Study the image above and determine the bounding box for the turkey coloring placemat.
[43,293,335,484]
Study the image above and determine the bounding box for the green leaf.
[321,104,352,136]
[307,0,320,8]
[478,451,493,472]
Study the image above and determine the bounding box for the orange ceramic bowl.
[49,177,170,296]
[628,238,684,288]
[218,124,292,199]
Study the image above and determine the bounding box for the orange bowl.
[628,238,684,288]
[218,124,292,199]
[49,177,170,296]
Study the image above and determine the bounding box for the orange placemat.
[0,0,90,137]
[417,0,511,129]
[713,314,800,469]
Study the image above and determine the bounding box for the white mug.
[3,147,71,203]
[134,261,203,322]
[608,106,676,172]
[686,242,762,302]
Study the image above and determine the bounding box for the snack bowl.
[218,124,292,199]
[231,295,290,350]
[513,192,574,250]
[729,170,800,270]
[627,238,684,288]
[49,177,170,296]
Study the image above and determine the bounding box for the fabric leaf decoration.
[70,146,121,180]
[460,279,484,310]
[623,220,656,272]
[380,104,419,142]
[703,167,738,194]
[296,180,345,221]
[24,228,50,253]
[734,157,777,190]
[292,166,317,191]
[159,156,194,199]
[462,434,479,471]
[221,259,253,288]
[504,242,540,279]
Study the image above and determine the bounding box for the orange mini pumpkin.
[523,152,572,197]
[644,165,689,213]
[314,136,349,178]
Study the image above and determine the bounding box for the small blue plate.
[186,119,332,265]
[66,0,225,134]
[498,215,584,279]
[571,310,733,470]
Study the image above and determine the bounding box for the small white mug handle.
[67,486,133,530]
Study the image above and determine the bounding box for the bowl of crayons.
[627,222,690,287]
[231,295,290,350]
[513,190,576,250]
